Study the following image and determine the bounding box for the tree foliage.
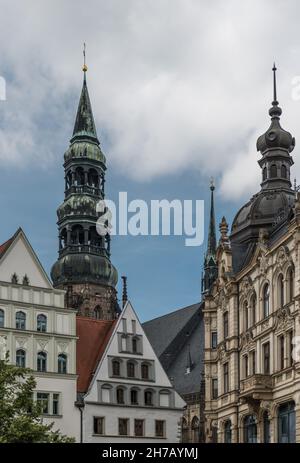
[0,355,75,443]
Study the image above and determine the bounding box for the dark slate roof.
[71,75,98,143]
[143,302,204,396]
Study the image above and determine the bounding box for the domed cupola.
[256,64,295,190]
[230,64,296,247]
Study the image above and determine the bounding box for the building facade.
[51,65,119,320]
[0,228,79,440]
[203,67,300,443]
[76,301,185,442]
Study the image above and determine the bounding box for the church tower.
[51,53,119,319]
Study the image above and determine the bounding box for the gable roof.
[143,302,204,396]
[0,228,53,288]
[76,317,116,393]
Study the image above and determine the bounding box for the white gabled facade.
[0,229,79,441]
[81,301,186,443]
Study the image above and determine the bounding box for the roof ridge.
[143,302,200,324]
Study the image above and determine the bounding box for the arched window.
[263,411,271,443]
[71,225,84,245]
[88,169,99,188]
[250,293,256,325]
[0,309,4,328]
[159,390,170,407]
[74,167,84,186]
[278,274,284,308]
[116,387,125,404]
[37,351,47,372]
[37,314,47,332]
[244,415,257,443]
[270,164,277,178]
[16,349,26,368]
[58,353,67,374]
[127,361,135,378]
[144,390,153,406]
[16,311,26,330]
[263,284,270,318]
[263,167,267,181]
[141,363,150,380]
[191,416,200,443]
[112,360,120,376]
[224,420,232,443]
[287,266,294,303]
[94,306,103,320]
[278,402,296,443]
[130,389,138,405]
[181,417,189,443]
[244,301,249,331]
[281,164,287,179]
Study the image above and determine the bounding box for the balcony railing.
[65,185,102,197]
[240,374,273,400]
[59,244,109,257]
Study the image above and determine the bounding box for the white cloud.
[0,0,300,200]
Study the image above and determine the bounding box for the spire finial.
[272,62,277,104]
[210,177,215,191]
[82,42,88,74]
[121,275,128,309]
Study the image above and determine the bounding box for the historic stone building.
[0,228,79,440]
[51,64,119,320]
[203,66,300,443]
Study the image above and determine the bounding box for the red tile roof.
[76,317,117,393]
[0,236,14,258]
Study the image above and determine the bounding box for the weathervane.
[83,42,88,73]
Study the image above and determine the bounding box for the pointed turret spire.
[202,179,218,295]
[207,178,217,257]
[71,44,98,143]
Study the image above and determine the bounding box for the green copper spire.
[202,179,218,295]
[71,46,98,143]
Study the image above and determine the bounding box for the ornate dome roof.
[231,189,295,236]
[51,253,118,288]
[256,64,295,154]
[64,140,106,164]
[57,195,98,221]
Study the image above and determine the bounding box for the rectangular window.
[288,331,294,367]
[93,417,105,435]
[279,335,285,370]
[223,312,229,339]
[36,392,49,414]
[251,351,256,375]
[244,355,249,378]
[131,320,136,334]
[119,418,129,436]
[212,378,218,399]
[224,362,229,393]
[263,342,270,374]
[122,318,127,333]
[52,393,60,415]
[155,420,165,438]
[211,332,218,349]
[134,419,144,437]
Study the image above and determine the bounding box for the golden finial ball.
[82,64,88,72]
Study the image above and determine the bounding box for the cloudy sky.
[0,0,300,320]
